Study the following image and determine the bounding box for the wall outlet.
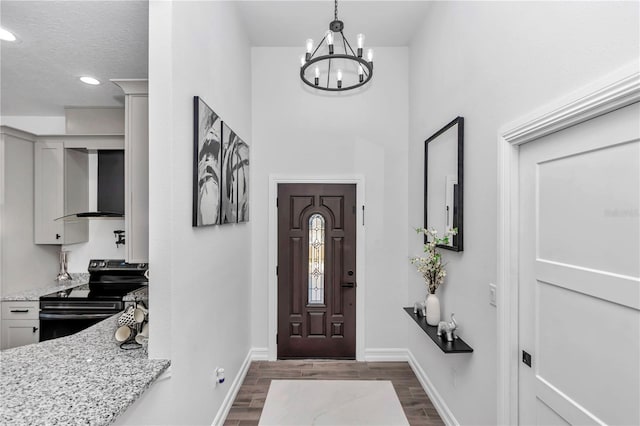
[489,283,497,307]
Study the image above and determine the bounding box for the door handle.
[341,282,355,288]
[56,233,61,240]
[33,327,39,333]
[10,309,29,313]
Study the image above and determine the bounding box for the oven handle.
[39,313,115,320]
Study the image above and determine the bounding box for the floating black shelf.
[404,307,473,353]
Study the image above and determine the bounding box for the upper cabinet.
[34,141,89,244]
[112,79,149,263]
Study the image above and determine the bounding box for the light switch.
[489,283,497,307]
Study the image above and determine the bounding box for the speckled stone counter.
[1,273,90,301]
[0,314,170,426]
[123,286,148,303]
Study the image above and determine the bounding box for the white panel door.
[518,102,640,425]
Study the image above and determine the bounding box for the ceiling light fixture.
[300,0,373,92]
[0,27,17,42]
[80,76,101,85]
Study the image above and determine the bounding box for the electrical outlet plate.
[489,283,497,306]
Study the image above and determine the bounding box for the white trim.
[364,348,410,362]
[496,62,640,425]
[407,349,459,426]
[110,79,149,95]
[268,175,366,361]
[212,348,266,426]
[251,347,270,361]
[0,125,37,142]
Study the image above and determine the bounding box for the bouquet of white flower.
[410,227,456,294]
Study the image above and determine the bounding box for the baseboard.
[251,347,269,361]
[364,348,410,362]
[407,349,459,426]
[211,347,271,426]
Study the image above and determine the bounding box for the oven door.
[39,312,115,342]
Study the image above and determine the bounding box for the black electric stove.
[39,259,148,342]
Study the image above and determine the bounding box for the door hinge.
[276,265,279,275]
[362,205,365,226]
[276,334,278,344]
[276,197,279,207]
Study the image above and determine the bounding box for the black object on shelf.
[404,307,473,353]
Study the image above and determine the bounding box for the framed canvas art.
[221,122,250,223]
[193,96,222,227]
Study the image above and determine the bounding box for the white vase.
[425,293,441,326]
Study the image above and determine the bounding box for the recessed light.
[0,28,17,42]
[80,76,101,85]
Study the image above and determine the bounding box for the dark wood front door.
[277,183,357,359]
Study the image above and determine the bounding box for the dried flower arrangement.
[410,227,456,294]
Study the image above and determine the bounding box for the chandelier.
[299,0,374,92]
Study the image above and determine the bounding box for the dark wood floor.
[224,360,444,426]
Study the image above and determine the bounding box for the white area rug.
[258,380,409,426]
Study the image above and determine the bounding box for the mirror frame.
[424,116,464,251]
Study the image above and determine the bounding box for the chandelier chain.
[334,0,338,21]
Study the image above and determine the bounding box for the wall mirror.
[424,116,464,251]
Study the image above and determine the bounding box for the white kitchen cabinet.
[34,141,89,244]
[1,301,39,349]
[112,79,148,263]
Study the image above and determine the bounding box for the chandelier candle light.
[300,0,374,91]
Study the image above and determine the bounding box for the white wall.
[407,2,640,425]
[250,47,409,355]
[0,116,65,134]
[146,1,253,424]
[0,130,59,295]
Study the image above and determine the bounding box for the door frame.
[268,175,366,361]
[496,63,640,424]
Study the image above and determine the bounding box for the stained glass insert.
[308,214,325,304]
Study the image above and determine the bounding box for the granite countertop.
[123,286,148,303]
[1,273,90,301]
[0,314,170,426]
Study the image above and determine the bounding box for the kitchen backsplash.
[63,220,126,272]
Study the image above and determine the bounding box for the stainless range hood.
[56,211,123,220]
[57,150,124,220]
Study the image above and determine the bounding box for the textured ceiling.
[1,0,148,116]
[0,1,429,117]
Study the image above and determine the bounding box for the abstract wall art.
[193,96,222,227]
[193,96,249,227]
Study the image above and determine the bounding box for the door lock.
[522,350,532,367]
[341,282,355,288]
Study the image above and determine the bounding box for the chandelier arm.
[327,57,332,88]
[341,33,348,55]
[310,34,327,59]
[341,32,358,58]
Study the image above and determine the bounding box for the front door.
[277,183,357,359]
[518,102,639,424]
